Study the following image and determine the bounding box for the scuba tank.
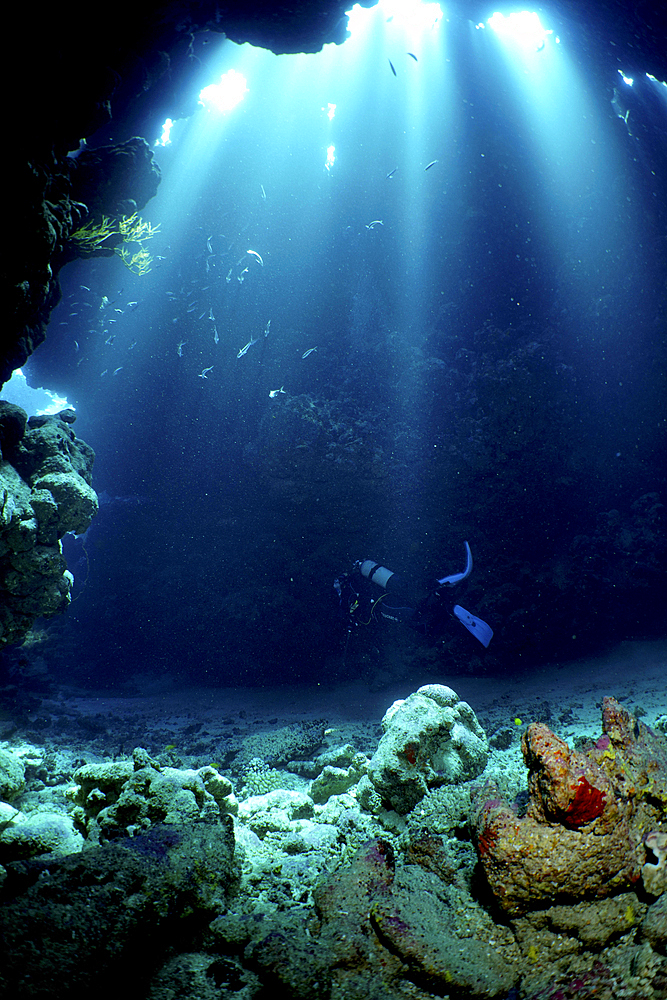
[358,560,408,595]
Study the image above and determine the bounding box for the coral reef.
[0,405,97,647]
[471,697,667,915]
[2,686,667,998]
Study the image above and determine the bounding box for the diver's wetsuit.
[335,567,450,637]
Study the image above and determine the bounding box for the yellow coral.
[70,212,160,274]
[69,215,116,251]
[118,212,161,243]
[115,245,154,276]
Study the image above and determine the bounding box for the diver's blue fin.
[437,541,473,587]
[453,605,493,647]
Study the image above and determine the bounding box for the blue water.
[19,7,667,689]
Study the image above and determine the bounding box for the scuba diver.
[333,542,493,661]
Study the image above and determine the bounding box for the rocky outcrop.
[471,697,667,915]
[0,820,236,999]
[0,404,97,647]
[367,684,489,814]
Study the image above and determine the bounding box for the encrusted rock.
[0,410,97,646]
[314,836,519,999]
[0,748,26,801]
[310,755,367,804]
[367,684,489,813]
[641,892,667,954]
[370,866,519,999]
[69,750,238,841]
[0,821,235,998]
[0,403,28,455]
[471,698,666,915]
[0,809,83,861]
[513,892,646,951]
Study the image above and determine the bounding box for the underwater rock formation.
[70,746,239,841]
[0,821,236,999]
[2,689,667,997]
[4,138,161,387]
[0,405,97,647]
[68,136,161,225]
[311,837,520,999]
[471,697,667,915]
[367,683,489,814]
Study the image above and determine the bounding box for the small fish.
[187,306,196,314]
[209,307,215,322]
[198,311,207,320]
[114,308,124,314]
[424,159,439,171]
[213,326,219,345]
[69,311,78,317]
[80,285,91,291]
[100,296,110,310]
[113,367,123,375]
[269,386,286,398]
[127,301,138,309]
[100,369,108,377]
[105,334,116,345]
[199,366,214,378]
[386,167,398,179]
[74,341,79,352]
[237,336,258,358]
[407,52,418,61]
[238,268,248,283]
[225,269,233,283]
[366,220,384,229]
[260,184,266,200]
[389,59,397,76]
[129,340,137,350]
[264,319,271,337]
[207,237,213,253]
[247,249,264,266]
[177,340,187,357]
[302,347,317,359]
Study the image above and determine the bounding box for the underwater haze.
[14,2,667,690]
